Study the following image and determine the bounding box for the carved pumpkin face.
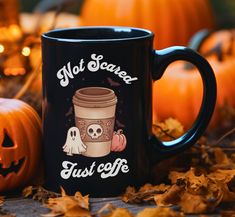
[0,98,42,191]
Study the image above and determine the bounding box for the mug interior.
[42,27,153,42]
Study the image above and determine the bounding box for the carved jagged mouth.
[0,157,25,177]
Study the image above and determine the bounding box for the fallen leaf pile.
[42,187,90,217]
[96,203,184,217]
[123,124,235,214]
[123,166,235,214]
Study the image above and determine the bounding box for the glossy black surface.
[42,27,216,197]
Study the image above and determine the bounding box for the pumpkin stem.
[188,29,213,52]
[184,29,213,70]
[117,129,123,135]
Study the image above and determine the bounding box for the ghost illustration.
[63,127,87,156]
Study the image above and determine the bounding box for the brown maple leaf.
[42,187,90,217]
[221,210,235,217]
[122,184,170,204]
[153,184,184,206]
[153,118,184,141]
[95,203,133,217]
[211,148,235,170]
[136,207,184,217]
[23,186,59,203]
[100,208,134,217]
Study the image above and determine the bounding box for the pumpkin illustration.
[153,35,235,129]
[0,98,42,192]
[111,129,127,152]
[80,0,215,49]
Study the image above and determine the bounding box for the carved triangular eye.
[2,130,14,147]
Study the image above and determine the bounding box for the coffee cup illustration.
[72,87,117,157]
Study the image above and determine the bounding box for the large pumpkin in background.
[80,0,215,49]
[0,98,42,191]
[191,29,235,56]
[153,31,235,129]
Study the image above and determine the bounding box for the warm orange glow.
[9,24,22,40]
[0,44,4,53]
[21,47,31,56]
[4,67,26,76]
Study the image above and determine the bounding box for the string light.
[21,46,31,56]
[0,44,4,53]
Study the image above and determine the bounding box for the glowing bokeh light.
[22,47,31,56]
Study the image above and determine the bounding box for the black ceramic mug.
[42,27,216,197]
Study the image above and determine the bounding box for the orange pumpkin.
[0,98,42,191]
[153,39,235,129]
[111,129,127,152]
[191,29,235,56]
[80,0,215,49]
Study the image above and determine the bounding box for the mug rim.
[42,26,154,43]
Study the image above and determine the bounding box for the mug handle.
[149,46,216,163]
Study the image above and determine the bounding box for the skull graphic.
[87,124,103,139]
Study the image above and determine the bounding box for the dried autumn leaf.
[214,148,231,165]
[96,203,116,216]
[170,168,211,195]
[179,178,224,214]
[100,208,134,217]
[74,192,89,210]
[154,184,184,206]
[22,186,33,198]
[221,210,235,217]
[0,196,4,206]
[136,207,184,217]
[179,192,211,214]
[23,186,59,203]
[139,183,170,193]
[208,169,235,185]
[168,171,186,184]
[122,186,136,203]
[212,148,235,170]
[219,182,235,202]
[42,188,90,217]
[153,118,184,141]
[122,184,170,204]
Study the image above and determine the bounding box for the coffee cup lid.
[73,87,117,108]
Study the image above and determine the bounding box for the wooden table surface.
[2,197,221,217]
[2,197,157,216]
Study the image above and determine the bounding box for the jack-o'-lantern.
[0,98,42,191]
